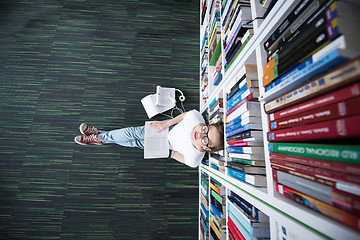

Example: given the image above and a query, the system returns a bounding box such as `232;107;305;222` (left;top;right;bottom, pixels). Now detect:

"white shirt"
168;110;205;168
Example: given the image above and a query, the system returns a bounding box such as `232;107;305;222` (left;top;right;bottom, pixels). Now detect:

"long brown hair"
208;122;224;152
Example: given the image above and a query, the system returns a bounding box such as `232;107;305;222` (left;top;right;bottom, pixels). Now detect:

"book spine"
265;58;360;114
263;0;316;51
261;37;349;102
269;152;360;175
267;115;360;142
270;160;360;195
268;142;360;163
227;216;246;240
269;96;360;130
275;183;360;231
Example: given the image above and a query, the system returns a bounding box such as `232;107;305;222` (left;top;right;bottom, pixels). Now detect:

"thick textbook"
269;96;360;130
268;142;360;164
270;152;360;175
264;57;360;114
267;115;360;142
275;183;360;231
260;35;354;102
268;81;360;121
273;169;360;213
271;159;360;196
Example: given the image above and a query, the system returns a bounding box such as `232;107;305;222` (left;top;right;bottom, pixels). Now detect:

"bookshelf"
199;0;360;239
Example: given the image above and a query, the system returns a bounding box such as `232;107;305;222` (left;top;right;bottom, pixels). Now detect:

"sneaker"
74;134;103;145
79;123;100;135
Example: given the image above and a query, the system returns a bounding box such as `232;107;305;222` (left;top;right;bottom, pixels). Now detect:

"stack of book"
260;0;360;103
209;152;225;173
200;171;210;240
209;95;224;124
225;64;266;187
208;0;222;86
210;178;226;240
222;0;253;71
201;28;209;104
227;191;270;239
260;0;360;230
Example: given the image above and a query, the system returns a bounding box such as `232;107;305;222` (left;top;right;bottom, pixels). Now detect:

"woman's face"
191;123;222;152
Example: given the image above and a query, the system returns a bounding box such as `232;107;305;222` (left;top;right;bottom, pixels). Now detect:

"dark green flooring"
0;1;200;239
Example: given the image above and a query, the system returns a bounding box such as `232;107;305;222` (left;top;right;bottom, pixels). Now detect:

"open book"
144;121;169;159
141;86;176;119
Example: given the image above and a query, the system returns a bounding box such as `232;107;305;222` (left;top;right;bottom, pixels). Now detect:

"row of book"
260;0;360;102
260;0;360;232
200;171;209;240
224;64;267;187
228;190;270;240
210;178;226;240
221;0;253;71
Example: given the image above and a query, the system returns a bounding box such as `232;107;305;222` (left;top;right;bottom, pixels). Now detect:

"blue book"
227;168;266;187
214;71;223;86
228;206;270;238
201;202;209;219
226;122;262;137
261;36;350;102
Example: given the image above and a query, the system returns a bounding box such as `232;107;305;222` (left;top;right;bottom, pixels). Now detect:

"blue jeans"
98;126;145;149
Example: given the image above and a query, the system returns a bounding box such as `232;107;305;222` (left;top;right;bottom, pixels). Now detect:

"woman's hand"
150;121;169;133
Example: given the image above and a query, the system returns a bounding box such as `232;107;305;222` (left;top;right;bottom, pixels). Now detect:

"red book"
270;158;360;186
272;168;360;216
275;183;360;231
268;82;360;121
267;115;360;142
269;96;360;130
226;92;257;117
227;216;245;240
269;152;360;175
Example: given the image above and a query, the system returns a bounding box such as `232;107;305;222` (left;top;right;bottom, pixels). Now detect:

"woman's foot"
74;134;103;145
79;123;101;135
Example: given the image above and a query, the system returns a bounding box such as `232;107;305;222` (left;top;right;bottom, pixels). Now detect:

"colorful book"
226;130;263;141
267;115;360;142
270;159;360;197
260;36;354;102
228;202;270;236
269;152;360;175
269;96;360;130
275;183;360;231
268;81;360;121
268;142;360;164
273;169;360;209
265;57;360;114
226;84;260;112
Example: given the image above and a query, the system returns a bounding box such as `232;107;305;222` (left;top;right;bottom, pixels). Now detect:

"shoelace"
83;134;98;143
85;126;98;135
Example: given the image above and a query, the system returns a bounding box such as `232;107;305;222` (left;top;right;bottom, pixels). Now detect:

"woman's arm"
169;150;185;165
149;112;187;132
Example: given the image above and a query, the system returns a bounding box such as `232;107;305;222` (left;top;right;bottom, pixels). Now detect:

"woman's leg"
98;126;145;149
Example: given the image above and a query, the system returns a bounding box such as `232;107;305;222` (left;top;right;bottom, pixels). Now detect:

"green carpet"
0;0;200;239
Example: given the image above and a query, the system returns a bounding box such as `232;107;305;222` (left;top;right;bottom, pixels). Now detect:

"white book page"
144;121;169;159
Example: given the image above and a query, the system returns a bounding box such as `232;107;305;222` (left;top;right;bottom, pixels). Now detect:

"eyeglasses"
201;125;210;148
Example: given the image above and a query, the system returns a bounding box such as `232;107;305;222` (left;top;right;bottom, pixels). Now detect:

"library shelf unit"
199;0;360;240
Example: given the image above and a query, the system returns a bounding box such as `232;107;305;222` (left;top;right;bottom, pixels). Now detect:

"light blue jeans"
98;126;145;149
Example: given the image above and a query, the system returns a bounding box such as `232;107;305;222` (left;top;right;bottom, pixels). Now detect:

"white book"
144;121;169;159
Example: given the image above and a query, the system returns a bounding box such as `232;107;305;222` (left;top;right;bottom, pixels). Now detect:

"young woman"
74;110;224;168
